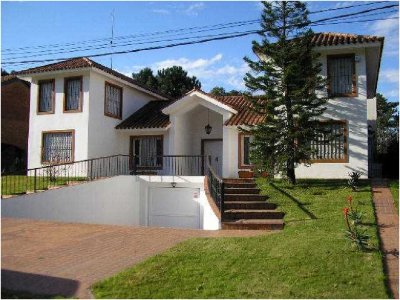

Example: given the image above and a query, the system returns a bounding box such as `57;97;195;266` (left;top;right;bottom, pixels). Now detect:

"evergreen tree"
243;1;327;184
375;93;398;154
157;66;201;99
210;86;226;96
132;67;158;91
132;66;201;99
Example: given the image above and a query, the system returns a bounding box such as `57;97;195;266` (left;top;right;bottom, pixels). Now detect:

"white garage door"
148;187;201;229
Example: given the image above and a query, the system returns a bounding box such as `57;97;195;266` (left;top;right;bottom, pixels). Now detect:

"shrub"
348;171;362;191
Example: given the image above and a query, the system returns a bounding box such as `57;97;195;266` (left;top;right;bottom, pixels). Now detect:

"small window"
42;131;74;163
64;77;82;112
239;133;254;169
38;79;55;113
310;121;347;162
130;136;163;168
327;54;356;97
104;82;122;119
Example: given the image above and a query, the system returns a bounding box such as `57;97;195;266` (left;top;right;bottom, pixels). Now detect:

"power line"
3;4;398;66
1;1;392;55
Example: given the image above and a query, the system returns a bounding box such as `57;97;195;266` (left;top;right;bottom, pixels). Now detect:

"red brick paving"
371;179;399;299
1;218;268;298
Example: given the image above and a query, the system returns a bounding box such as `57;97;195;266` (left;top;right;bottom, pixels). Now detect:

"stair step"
224;201;277;210
222;219;284;230
224;188;260;194
224;209;285;220
224;194;269;201
224;182;257;189
223;178;255;184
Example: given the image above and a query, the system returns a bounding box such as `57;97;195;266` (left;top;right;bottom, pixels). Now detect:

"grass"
92;179;388;299
1;175;86;196
388;179;399;211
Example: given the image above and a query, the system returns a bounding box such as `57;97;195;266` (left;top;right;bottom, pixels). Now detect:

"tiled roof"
16;57;169;100
116;92;263;129
116;100;172;130
212;95;264;126
311;32;384;47
1;74;30;86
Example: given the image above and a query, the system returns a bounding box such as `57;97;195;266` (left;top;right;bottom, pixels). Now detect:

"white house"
18;32;384;179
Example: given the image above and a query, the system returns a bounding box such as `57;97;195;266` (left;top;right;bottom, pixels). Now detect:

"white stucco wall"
27;71;91;169
226;46;371;179
2;176;140;226
2;175;220;230
87;70;158;158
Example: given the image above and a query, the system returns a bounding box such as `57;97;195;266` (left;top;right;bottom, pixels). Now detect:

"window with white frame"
38;80;55;113
64;77;82;112
130;136;163;168
104;82;122;119
42;131;74;163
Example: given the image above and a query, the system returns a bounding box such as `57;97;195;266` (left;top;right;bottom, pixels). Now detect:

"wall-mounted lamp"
354;55;361;63
205;109;212;135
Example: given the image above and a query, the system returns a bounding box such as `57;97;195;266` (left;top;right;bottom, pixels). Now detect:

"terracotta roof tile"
212;95;264;126
116;100;172;130
16;57;170;100
311;32;383;47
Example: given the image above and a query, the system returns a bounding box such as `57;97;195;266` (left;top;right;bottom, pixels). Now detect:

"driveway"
1;218;266;298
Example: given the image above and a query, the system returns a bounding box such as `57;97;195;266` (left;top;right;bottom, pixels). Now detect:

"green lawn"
388;180;399;211
92;179;388;299
1;175;86;196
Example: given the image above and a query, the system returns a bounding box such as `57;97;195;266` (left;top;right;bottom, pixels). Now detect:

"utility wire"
1;1;392;55
3;4;398;66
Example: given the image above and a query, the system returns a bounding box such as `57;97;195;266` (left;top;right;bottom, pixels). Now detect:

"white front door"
203;140;223;176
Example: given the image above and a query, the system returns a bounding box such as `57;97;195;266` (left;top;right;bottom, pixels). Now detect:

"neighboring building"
1;75;30;171
17;32;383;179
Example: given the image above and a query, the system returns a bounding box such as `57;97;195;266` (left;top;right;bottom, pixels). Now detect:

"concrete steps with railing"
221;178;284;230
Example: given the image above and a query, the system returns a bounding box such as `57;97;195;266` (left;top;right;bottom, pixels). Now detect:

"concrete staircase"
222;178;284;230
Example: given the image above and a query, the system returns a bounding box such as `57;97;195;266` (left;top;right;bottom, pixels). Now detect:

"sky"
1;1;399;102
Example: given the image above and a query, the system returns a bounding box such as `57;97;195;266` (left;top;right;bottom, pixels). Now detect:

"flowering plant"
343;196;369;251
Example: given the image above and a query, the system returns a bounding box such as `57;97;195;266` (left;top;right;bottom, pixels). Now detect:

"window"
310;121;347;162
104;82;123;119
38;79;55;114
130;136;163;168
327;54;356;97
42;131;74;163
238;133;254;169
64;77;82;112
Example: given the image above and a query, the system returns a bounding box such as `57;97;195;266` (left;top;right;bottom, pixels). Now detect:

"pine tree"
243;1;327;184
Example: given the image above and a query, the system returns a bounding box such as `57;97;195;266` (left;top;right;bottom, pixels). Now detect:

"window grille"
42;131;74;163
310;121;347;161
328;55;355;96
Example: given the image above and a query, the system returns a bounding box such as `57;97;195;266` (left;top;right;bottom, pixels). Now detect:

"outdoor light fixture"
205;109;212;135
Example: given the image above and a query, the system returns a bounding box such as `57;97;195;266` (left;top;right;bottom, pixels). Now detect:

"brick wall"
1;78;30;152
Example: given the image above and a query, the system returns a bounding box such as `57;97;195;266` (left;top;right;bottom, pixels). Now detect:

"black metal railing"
133;155;206;176
206;156;225;219
1;154;207;197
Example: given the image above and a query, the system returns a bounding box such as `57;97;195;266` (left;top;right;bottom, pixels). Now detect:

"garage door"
148;187;201;229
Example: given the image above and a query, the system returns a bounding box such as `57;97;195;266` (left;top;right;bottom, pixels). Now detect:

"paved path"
1;218;268;299
371;179;399;299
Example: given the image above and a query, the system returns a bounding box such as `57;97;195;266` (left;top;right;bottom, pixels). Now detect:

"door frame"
201;138;223;175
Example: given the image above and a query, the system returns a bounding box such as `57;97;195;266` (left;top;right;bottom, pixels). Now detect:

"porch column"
222;126;239;178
